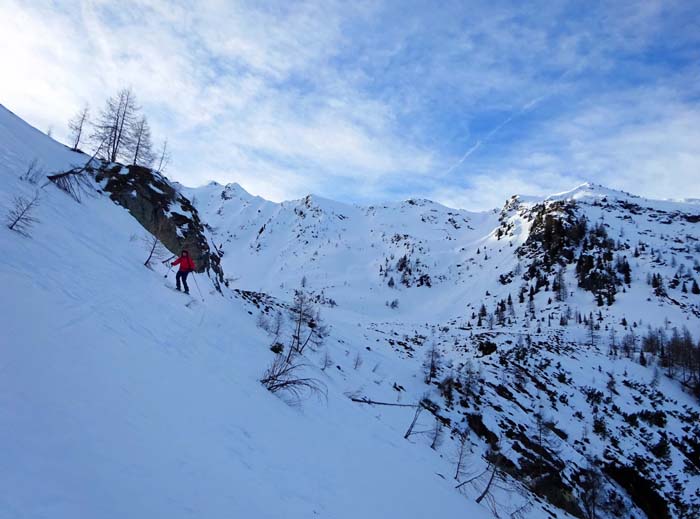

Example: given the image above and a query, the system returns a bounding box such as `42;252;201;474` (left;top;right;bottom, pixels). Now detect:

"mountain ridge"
185;177;700;216
2;103;700;519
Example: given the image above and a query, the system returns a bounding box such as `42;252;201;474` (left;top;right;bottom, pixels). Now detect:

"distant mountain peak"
545;182;637;202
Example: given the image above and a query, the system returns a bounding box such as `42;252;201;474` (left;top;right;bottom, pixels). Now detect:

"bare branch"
351;397;419;408
155;138;171;174
260;354;326;404
20;158;45;185
46;168;95;202
453;429;471;480
68;104;90;151
91;88;140;163
5;191;40;236
46;135;107;202
404;406;424;439
130;115;154;167
143;229;169;268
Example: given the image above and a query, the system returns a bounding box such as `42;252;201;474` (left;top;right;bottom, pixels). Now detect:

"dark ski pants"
176;271;190;292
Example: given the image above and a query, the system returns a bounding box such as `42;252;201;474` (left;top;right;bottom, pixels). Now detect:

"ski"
164;284;197;306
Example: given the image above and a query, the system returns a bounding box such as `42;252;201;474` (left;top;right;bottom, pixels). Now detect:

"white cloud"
0;0;698;209
0;0;431;198
429;169;585;212
440;85;700;209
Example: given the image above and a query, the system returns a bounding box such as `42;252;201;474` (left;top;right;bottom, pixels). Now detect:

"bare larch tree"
92;88;139;163
130;116;154;167
423;340;442;384
453;428;471;480
288;288;328;358
142;226;168;268
260;281;328;403
5;191;40;236
155;138;171;174
68;104;90;151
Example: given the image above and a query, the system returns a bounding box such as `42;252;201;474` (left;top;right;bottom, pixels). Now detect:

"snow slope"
2;101;700;519
0;104;488;518
187;178;700;333
183;159;700;518
184;181;502;322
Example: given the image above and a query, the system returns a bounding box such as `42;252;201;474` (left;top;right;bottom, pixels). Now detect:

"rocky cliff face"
93;163;224;286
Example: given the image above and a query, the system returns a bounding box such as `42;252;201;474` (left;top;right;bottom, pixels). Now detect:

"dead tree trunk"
454;430;469;480
350;397;418;408
144;237;157;266
476;457;500;504
404;405;424;439
430;418;442;450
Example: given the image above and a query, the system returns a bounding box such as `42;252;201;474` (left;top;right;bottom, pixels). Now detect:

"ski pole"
164;264;173;278
192;272;205;301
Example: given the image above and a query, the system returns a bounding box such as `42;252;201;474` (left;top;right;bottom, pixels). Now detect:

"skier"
172;250;196;294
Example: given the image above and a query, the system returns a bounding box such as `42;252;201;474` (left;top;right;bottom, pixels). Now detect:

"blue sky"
1;0;699;209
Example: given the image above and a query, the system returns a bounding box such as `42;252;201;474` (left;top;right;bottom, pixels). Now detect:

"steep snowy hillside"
3;101;700;519
185;181;501;320
0;104;492;519
188;178;700;334
186;173;700;517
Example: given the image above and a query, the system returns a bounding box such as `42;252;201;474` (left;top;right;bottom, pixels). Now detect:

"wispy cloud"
443;94;548;176
1;0;698;209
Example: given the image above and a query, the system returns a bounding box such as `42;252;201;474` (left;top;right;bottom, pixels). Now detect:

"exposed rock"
93;163;224;286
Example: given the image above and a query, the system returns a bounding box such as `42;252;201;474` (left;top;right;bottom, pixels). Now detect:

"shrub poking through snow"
260;281;328;403
5;191;40;237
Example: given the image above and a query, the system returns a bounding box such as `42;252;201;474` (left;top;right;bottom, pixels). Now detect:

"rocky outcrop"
93;163;224;286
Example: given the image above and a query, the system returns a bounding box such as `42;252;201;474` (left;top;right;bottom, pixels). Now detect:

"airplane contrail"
443;94;548;175
444;140;483;175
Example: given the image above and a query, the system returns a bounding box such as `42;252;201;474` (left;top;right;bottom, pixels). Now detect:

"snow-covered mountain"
2;102;699;519
187;177;700;331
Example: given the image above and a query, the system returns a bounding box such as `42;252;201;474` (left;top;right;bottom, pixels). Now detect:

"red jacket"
173;255;195;272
